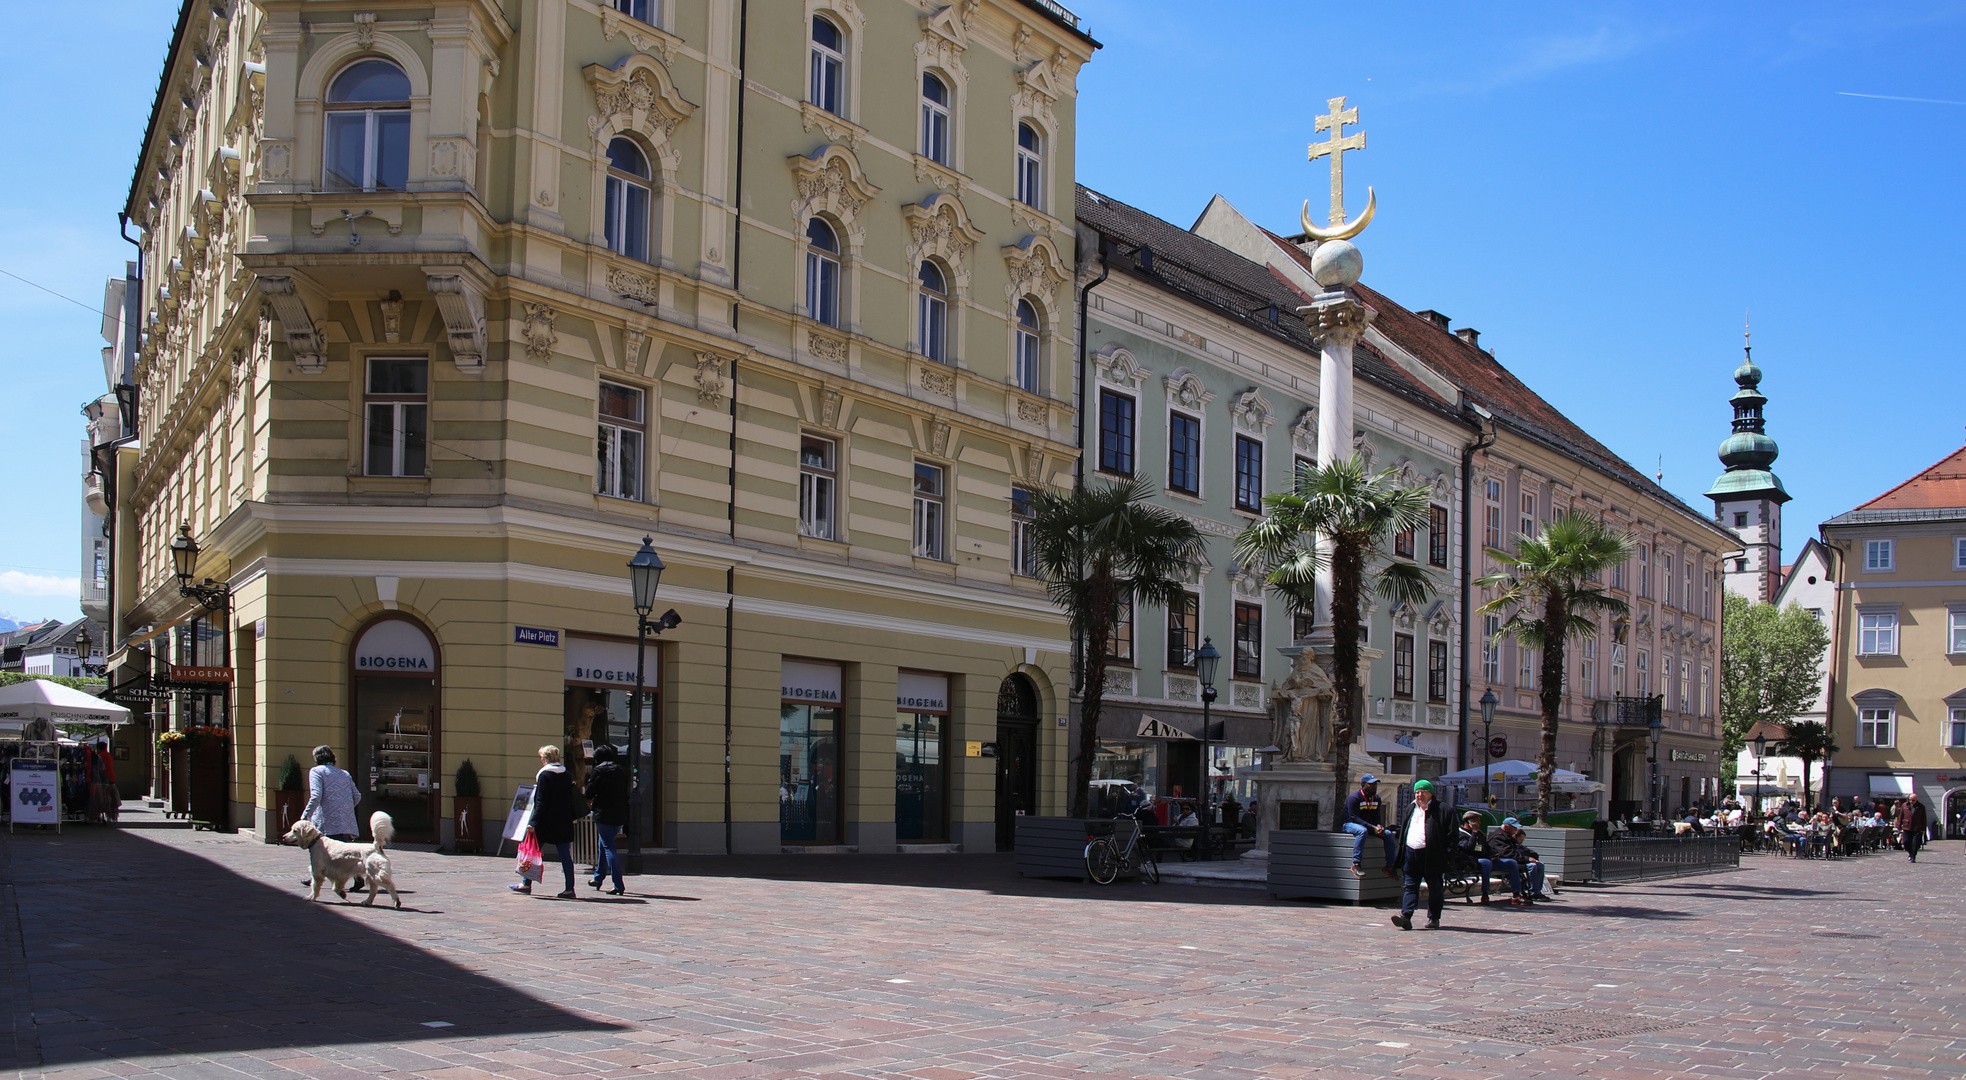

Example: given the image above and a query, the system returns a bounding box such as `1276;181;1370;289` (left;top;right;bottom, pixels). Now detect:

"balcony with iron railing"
1016;0;1082;30
1592;695;1663;728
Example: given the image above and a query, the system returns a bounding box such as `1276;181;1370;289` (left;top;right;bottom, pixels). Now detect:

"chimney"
1455;327;1481;350
1415;310;1451;331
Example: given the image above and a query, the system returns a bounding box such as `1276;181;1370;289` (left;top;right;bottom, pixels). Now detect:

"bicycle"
1084;813;1159;885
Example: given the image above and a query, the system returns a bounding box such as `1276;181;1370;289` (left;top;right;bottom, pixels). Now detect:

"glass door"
780;702;841;844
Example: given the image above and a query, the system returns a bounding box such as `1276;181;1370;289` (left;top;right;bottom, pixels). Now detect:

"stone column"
1294;238;1376;649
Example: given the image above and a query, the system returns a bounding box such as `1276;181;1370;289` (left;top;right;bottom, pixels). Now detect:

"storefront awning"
1868;774;1915;796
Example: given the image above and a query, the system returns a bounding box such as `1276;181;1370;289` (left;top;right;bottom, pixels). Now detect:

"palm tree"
1029;475;1206;818
1475;513;1634;825
1234;454;1436;819
1778;720;1838;812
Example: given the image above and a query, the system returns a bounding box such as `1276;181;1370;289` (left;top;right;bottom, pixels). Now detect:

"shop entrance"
781;660;843;845
562;634;660;846
993;675;1039;851
1947;789;1966;840
347;615;440;843
896;671;951;843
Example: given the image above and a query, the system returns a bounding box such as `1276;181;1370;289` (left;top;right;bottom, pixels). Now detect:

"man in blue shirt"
1343;774;1397;878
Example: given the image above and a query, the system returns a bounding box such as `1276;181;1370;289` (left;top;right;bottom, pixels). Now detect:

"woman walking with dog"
300;745;365;892
512;745;580;898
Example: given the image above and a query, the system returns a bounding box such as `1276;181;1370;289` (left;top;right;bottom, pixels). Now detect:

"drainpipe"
1072;233;1110;490
720;0;749;856
1457;403;1497;771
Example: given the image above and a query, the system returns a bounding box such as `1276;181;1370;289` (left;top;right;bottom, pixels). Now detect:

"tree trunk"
1536;590;1567;827
1329;537;1363;830
1069;577;1115;819
1799;754;1814;814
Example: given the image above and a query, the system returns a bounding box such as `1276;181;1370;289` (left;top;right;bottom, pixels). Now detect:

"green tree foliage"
1234;454;1436;821
279;755;305;792
1029;475;1206;818
455;758;482;798
0;673;102;691
1719;592;1830;787
1476;514;1634;826
1778;720;1838;811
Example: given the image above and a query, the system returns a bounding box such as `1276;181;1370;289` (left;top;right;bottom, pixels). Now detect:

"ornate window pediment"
789;144;881;234
1230;560;1266;599
1092;344;1148;391
1291;409;1317;455
1001;233;1069;309
903;193;985;288
1164;367;1213;410
585;55;696;157
1231;388;1274;434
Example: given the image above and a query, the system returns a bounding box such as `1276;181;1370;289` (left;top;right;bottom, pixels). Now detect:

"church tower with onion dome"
1705;334;1791;603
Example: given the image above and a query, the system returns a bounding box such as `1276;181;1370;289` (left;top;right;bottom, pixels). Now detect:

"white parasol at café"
0;680;134;730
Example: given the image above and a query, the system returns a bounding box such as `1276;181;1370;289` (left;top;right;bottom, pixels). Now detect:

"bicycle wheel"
1139;849;1160;884
1085;838;1121;885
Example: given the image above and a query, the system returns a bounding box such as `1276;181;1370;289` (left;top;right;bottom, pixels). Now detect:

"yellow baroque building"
110;0;1098;853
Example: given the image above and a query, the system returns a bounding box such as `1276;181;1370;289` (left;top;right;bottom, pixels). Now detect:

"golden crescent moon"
1299;187;1376;242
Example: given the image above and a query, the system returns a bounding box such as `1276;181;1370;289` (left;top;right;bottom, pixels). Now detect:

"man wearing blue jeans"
1343;775;1397;878
1490;818;1547;904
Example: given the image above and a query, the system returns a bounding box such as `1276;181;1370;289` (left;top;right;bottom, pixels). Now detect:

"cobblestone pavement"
5;814;1963;1080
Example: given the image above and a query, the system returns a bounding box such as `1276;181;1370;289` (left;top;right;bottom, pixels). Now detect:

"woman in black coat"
512;744;580;898
583;743;630;894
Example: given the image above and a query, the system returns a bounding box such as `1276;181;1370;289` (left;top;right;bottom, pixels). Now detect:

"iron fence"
1592;833;1741;882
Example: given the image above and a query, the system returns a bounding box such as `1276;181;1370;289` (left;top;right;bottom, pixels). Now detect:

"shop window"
596;381;645;500
799;435;837;540
349;617;439;843
563;634;658;845
1233;602;1261;680
809;16;844;116
780;660;843;844
1168;411;1200;495
324;59;410;192
1393;633;1414;699
364;357;427;477
920;73;950;164
1234;435;1263;513
912;461;945;560
1014;299;1041;393
1166;591;1199;670
603;137;652;262
895;672;949;843
1428;505;1448;567
805;217;841;328
1098;389;1135;476
1429;639;1448;702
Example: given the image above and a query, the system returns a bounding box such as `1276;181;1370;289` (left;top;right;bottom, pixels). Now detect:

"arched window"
810;16;844;117
1014;299;1041;392
1015;122;1043;210
325;59;412;191
805;217;841;328
917;261;948;363
603;137;652;262
920;73;949;164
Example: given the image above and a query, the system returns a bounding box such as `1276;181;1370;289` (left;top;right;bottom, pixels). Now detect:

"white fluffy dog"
282;811;402;908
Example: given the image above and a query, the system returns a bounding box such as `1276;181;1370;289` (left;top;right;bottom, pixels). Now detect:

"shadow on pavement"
0;825;620;1071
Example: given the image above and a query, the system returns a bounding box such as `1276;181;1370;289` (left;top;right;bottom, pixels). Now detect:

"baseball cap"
1359;774;1378;785
1503;816;1521;827
1413;780;1434;791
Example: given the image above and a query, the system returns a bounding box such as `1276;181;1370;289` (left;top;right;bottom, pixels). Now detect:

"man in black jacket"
1490;818;1547;903
1390;780;1455;930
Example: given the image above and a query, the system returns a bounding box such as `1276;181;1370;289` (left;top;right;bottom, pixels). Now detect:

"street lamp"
170;523;198;588
74;625;92;679
1751;732;1768;817
1194;637;1220;861
625;536;681;870
1648;713;1665;820
167;525;233;831
1479;688;1498;807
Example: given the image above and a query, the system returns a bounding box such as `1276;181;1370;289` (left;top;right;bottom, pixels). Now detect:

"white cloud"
0;570;80;597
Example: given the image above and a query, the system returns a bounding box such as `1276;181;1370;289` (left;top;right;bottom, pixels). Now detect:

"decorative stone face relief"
1091;344;1148;391
1231;388;1274;434
1163;368;1214;411
695;353;727;404
522;303;558;360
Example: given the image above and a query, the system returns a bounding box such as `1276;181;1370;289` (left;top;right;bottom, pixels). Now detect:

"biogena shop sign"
563;636;657;688
354;621;436;673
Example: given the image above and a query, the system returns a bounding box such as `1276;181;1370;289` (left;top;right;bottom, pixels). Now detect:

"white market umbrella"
0;680;134;729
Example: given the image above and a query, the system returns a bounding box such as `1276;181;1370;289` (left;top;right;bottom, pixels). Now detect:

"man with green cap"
1390;779;1454;931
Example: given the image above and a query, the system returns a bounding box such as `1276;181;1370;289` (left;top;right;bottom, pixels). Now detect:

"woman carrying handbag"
511;745;581;897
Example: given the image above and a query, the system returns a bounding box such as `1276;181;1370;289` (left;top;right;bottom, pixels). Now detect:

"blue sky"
2;1;1963;625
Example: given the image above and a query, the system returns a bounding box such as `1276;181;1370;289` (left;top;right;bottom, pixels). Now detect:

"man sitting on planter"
1490;817;1548;905
1343;774;1397;879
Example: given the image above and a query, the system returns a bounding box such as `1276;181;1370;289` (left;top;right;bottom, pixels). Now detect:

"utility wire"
3;264;498;476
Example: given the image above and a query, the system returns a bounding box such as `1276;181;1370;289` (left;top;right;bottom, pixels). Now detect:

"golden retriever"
281;812;401;908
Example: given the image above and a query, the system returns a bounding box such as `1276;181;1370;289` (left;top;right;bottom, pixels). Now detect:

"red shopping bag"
516;828;545;883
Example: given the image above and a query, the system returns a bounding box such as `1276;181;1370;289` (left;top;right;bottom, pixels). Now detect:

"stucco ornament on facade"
426;273;487;372
599;6;682;65
1092;344;1148;391
1163;368;1214;410
1001;234;1069;309
918;366;956;397
522;304;558;360
790;146;881;234
818;388;843;429
903;194;986;287
695;353;727;404
1290;408;1318;456
607;266;659;306
254;275;324;373
1231;388;1275;434
585;55;697;153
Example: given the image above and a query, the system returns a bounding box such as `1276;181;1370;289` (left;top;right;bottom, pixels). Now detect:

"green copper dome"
1718;430;1778;469
1706;344;1789;505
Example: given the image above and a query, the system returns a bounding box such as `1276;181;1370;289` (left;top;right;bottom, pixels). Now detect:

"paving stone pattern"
4;814;1963;1080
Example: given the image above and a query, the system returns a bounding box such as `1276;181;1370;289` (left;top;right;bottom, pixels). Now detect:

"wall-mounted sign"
514;626;560;647
1670;749;1708;763
1137;715;1196;740
1487;736;1507;759
965;741;983;757
254;619;266;640
354;620;436;673
897;671;949;714
170;665;234;684
782;660;842;704
564;636;653;688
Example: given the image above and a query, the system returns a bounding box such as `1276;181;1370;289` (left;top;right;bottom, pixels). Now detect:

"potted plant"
272;755;306;838
453;759;483;852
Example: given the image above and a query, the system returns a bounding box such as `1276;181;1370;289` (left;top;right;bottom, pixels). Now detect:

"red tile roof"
1858;445;1966;511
